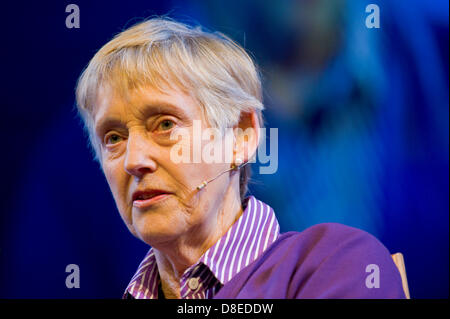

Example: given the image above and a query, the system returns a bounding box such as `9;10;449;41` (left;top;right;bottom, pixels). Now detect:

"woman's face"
92;85;235;248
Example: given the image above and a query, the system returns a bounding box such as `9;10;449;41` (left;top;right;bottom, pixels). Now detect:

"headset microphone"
196;158;247;190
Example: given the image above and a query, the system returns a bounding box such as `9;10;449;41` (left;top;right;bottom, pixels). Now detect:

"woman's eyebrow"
94;117;124;137
94;101;192;136
142;101;191;120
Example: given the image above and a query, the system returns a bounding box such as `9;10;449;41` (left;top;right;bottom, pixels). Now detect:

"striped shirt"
123;196;280;299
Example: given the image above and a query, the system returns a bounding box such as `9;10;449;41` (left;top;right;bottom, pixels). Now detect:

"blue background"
0;0;448;298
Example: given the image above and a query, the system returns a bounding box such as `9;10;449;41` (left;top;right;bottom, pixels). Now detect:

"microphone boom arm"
196;161;249;190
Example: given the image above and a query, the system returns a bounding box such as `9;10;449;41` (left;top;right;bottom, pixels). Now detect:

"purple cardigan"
214;223;406;299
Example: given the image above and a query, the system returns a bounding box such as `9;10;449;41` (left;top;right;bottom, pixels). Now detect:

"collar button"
188;277;199;291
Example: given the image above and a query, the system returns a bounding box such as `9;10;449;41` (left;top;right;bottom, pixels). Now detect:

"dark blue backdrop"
0;0;448;298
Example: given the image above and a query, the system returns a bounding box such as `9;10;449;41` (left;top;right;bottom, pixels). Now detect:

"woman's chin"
133;214;185;246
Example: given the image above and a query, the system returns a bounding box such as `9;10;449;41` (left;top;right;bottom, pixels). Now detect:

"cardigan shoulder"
214;223;406;299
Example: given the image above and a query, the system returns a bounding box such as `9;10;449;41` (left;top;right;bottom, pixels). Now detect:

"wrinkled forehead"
92;80;179;116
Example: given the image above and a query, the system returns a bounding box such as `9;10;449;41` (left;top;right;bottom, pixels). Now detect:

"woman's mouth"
132;190;171;208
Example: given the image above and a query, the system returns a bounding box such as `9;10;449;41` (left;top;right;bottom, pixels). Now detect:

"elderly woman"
76;18;406;299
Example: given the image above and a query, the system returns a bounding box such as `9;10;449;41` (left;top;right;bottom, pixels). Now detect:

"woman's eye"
106;134;123;145
157;119;175;131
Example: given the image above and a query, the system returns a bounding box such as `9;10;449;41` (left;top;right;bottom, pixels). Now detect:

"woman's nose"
124;133;158;178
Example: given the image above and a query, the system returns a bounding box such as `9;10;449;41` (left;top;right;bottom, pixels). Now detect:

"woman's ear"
233;110;260;165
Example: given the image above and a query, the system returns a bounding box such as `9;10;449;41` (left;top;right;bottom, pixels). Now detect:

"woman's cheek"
103;160;129;212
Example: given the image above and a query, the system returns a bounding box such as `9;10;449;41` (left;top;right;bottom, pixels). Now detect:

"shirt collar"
123;196;280;299
199;196;280;284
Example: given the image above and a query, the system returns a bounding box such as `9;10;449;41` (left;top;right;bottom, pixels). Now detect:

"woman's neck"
153;182;243;298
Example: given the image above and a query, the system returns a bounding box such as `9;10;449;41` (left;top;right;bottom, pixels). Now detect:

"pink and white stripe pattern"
123;196;280;299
